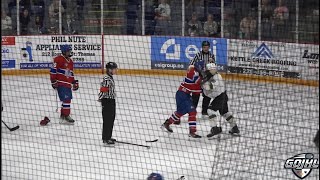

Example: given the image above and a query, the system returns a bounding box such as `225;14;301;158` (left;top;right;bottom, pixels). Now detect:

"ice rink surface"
1;74;319;180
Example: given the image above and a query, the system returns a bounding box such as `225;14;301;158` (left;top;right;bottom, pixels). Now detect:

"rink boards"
1;35;319;86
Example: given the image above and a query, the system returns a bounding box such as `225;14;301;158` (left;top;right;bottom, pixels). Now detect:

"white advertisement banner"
104;35;151;70
2;35;102;69
227;39;319;80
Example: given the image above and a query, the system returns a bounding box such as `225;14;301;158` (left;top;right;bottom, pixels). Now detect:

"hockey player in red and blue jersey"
161;61;205;138
50;44;79;124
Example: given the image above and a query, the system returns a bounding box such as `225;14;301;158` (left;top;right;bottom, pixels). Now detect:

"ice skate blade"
103;143;115;147
229;132;241;137
59;121;75;125
207;134;221;140
188;135;202;140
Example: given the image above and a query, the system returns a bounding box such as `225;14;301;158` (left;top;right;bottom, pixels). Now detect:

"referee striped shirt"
98;74;116;100
189;51;216;66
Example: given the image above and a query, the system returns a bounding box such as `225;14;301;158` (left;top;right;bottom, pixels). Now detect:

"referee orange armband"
100;87;109;92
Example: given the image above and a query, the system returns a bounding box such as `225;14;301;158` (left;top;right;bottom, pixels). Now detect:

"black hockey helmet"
202;41;210;47
106;62;118;69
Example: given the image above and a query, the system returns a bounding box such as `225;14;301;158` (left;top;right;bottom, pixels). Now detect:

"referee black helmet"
202;41;210;47
106;62;118;69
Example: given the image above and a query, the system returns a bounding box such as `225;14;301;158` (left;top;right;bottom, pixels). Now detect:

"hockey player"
98;62;118;146
200;62;240;139
50;44;79;124
161;61;204;138
189;41;215;118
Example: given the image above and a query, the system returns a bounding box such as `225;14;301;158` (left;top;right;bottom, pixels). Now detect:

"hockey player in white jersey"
200;62;240;139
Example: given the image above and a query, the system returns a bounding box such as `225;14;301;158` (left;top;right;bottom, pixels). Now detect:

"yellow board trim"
2;69;318;87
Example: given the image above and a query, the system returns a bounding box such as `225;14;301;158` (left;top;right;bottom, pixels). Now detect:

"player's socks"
161;119;173;133
207;126;222;139
229;125;240;136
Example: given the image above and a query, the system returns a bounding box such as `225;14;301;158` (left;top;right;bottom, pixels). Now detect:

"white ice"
1;74;319;180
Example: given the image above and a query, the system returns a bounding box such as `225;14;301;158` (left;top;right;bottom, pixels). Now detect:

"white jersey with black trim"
202;73;225;99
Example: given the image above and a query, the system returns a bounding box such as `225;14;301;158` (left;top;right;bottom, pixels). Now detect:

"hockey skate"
103;139;115;147
161;119;173;133
59;115;75;125
207;126;222;139
189;132;202;138
189;128;202;139
229;125;240;136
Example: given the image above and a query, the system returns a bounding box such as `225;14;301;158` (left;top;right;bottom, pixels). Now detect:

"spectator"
185;0;204;22
145;0;157;35
76;0;84;22
187;12;202;36
63;14;77;34
91;0;100;19
126;0;139;35
49;0;65;34
20;8;30;35
154;0;171;35
30;15;47;34
261;0;273;40
240;11;257;39
272;0;289;41
223;9;237;38
2;10;12;35
19;0;31;13
32;0;45;17
203;14;218;37
49;0;65;18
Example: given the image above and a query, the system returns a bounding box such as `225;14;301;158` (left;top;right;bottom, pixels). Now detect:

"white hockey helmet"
206;63;217;74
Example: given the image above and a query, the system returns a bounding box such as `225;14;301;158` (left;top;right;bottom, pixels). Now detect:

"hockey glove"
51;80;58;89
72;80;79;91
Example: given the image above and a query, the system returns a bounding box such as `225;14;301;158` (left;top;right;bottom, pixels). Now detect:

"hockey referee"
98;62;118;147
189;41;215;117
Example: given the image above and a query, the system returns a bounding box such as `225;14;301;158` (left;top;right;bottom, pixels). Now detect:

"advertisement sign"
2;36;15;45
301;48;319;80
17;35;102;69
2;36;16;69
227;40;303;79
2;60;15;68
151;37;227;70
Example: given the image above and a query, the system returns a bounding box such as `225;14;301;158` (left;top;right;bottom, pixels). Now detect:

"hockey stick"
115;140;151;149
55;90;60;112
145;139;158;143
2;120;19;131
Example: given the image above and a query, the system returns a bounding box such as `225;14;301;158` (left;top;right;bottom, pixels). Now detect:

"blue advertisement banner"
20;62;101;69
2;60;16;68
20;63;52;69
151;36;227;71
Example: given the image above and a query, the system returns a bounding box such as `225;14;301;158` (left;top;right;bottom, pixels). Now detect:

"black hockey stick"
2;120;19;131
115;140;151;149
145;139;158;143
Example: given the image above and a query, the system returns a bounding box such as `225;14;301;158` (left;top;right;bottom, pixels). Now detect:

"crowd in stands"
1;0;318;43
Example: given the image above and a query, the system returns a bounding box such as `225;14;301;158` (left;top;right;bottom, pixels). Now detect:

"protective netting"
1;0;319;180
